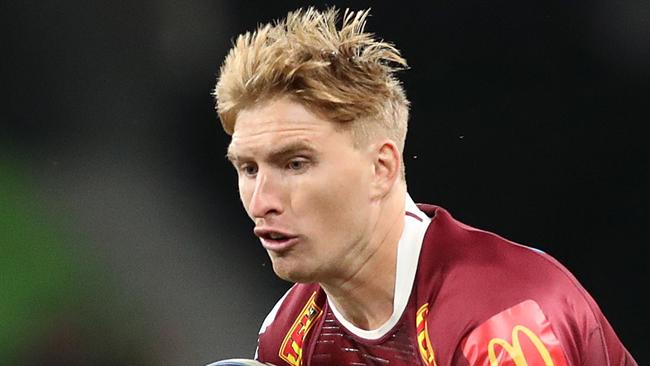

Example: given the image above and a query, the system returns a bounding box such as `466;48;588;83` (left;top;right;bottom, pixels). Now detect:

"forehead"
227;97;349;158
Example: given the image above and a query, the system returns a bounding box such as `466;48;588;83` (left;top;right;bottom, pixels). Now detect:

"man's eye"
241;164;258;176
287;159;308;171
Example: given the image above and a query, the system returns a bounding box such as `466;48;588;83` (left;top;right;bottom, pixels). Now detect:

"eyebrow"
226;140;317;164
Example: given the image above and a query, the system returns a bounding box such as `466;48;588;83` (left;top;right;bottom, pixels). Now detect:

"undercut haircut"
214;7;410;157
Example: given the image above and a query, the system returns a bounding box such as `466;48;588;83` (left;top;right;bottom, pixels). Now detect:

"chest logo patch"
279;291;323;366
461;299;568;366
416;303;438;366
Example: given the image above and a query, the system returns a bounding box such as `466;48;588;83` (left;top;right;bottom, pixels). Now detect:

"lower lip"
261;237;300;252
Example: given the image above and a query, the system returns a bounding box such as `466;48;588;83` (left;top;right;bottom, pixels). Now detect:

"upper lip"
253;227;298;240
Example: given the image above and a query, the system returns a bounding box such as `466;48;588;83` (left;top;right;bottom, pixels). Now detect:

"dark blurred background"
1;1;648;365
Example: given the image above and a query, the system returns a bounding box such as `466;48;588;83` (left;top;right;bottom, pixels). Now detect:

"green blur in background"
0;157;156;366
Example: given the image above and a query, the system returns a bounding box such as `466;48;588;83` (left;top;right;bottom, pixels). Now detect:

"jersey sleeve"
456;297;637;366
578;306;638;366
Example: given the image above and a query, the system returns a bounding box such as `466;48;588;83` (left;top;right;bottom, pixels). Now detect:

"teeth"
269;233;285;240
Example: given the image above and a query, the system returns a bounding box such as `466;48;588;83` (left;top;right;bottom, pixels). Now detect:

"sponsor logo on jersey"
461;299;568;366
487;325;556;366
278;292;323;366
416;303;438;366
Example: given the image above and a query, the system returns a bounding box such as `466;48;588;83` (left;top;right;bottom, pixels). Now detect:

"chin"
271;260;317;284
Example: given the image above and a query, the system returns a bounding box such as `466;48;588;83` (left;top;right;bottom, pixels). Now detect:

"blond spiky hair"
214;7;410;153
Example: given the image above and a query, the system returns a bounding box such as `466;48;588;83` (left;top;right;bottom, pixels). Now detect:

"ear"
370;139;402;199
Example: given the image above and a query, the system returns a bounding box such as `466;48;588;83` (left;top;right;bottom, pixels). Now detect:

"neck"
321;185;406;330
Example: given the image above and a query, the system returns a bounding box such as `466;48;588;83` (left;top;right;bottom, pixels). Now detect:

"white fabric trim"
254;287;292;358
326;193;431;340
258;287;292;335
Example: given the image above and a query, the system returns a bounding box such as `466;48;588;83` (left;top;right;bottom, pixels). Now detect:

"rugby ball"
207;359;272;366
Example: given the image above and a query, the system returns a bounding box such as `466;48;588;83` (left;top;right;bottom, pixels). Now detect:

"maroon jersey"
255;197;636;365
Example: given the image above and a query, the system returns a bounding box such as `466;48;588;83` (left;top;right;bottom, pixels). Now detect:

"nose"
247;170;283;219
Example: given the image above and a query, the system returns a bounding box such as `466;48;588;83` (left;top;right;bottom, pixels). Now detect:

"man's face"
227;96;377;283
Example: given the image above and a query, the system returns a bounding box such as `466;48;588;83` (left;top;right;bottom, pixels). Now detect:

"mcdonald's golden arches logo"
460;300;568;366
487;325;555;366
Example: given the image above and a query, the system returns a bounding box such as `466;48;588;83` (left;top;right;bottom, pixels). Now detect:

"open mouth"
254;228;299;251
262;232;292;242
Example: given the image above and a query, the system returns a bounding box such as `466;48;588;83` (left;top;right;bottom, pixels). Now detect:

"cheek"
297;161;369;235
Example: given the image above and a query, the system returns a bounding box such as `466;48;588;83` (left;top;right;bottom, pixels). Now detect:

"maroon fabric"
256;205;637;366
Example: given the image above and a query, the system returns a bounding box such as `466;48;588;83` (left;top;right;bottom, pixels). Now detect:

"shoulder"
415;205;634;365
418;204;589;298
418;205;599;313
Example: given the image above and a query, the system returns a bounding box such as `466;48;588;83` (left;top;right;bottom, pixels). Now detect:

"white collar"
326;193;431;340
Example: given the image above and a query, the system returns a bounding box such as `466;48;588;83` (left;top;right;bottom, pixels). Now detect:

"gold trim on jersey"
278;291;323;366
416;303;438;366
